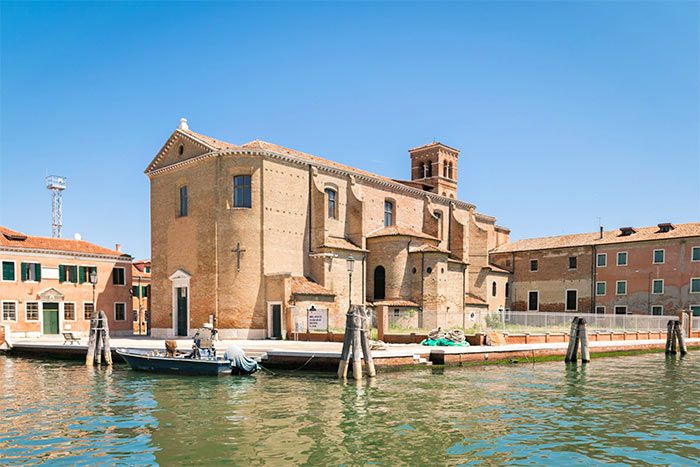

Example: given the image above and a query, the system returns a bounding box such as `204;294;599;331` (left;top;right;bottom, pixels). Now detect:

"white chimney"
178;118;189;131
116;243;121;252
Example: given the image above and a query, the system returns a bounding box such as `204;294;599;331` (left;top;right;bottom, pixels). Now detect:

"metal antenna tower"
46;175;67;237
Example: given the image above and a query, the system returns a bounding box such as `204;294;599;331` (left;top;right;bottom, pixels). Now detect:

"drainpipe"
592;245;596;313
308;165;313;254
421;252;425;311
448;202;453;251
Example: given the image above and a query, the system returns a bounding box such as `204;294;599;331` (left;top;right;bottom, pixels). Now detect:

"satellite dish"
74;233;82;240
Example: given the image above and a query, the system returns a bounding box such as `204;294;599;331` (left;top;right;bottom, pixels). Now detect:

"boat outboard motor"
224;344;258;375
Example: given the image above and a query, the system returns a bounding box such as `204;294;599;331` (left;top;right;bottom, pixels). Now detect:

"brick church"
146;119;510;339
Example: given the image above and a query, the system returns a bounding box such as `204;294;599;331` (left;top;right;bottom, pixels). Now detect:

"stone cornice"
144;129;216;174
146;147;477;210
0;246;132;262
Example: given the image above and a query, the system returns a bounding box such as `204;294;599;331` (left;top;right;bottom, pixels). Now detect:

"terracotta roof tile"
320;236;367;252
290;276;335;296
409;243;450;254
0;226;130;258
465;293;488;305
367;225;438;241
488;264;511;274
491;223;700;254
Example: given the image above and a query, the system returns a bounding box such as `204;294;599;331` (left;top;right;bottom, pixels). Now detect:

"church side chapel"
146;119;509;339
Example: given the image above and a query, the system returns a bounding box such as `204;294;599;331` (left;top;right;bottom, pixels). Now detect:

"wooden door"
177;287;188;336
42;302;59;335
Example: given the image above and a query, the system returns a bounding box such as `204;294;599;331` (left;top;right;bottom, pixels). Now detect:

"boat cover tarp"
420;338;470;346
224;344;259;374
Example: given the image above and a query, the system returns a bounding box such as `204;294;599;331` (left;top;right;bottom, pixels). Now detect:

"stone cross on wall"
232;242;246;272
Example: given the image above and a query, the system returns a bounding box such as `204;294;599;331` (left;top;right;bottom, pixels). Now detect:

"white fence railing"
384;309;681;334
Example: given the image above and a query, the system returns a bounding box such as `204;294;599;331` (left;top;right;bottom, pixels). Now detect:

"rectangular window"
568;257;577;269
616;280;627;295
565;290;577;311
596;281;606;296
145;266;151;273
692;247;700;262
595;306;605;314
597;253;607;267
2;302;16;321
1;261;15;281
617;252;628;266
84;302;94;321
530;259;538;272
81;266;97;284
64;303;75;321
614;306;627;315
25;302;39;321
179;186;188;217
691;305;700;317
384;201;393;227
651;305;663;316
528;291;538;311
59;265;78;283
233;175;252;208
112;267;125;285
691;278;700;293
653;249;665;264
143;285;149;298
325;188;336;219
652;279;664;294
133;309;139;322
115;303;126;321
21;262;41;282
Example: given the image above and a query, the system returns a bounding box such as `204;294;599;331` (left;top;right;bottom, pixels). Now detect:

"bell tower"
409;142;459;199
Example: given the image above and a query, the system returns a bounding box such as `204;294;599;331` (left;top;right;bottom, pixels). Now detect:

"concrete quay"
4;335;699;372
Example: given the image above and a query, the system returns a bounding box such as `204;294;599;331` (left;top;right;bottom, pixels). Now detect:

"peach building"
0;226;133;337
490;223;700;316
131;260;151;335
146;119;509;339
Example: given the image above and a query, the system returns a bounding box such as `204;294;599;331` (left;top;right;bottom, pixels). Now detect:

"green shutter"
36;264;41;282
2;262;14;281
79;266;85;284
20;263;27;281
59;264;65;283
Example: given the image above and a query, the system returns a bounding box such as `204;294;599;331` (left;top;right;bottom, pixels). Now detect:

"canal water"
1;352;698;466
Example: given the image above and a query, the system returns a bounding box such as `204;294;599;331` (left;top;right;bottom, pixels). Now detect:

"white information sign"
308;309;328;331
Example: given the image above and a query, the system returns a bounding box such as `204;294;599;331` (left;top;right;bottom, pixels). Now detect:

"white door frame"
169;270;191;337
267;301;284;338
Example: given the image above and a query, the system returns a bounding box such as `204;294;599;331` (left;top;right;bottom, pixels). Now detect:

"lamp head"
347;255;355;273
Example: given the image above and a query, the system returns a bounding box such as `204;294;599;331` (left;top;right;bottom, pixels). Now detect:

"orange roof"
132;260;151;276
367;225;438;241
409;244;450;254
488;264;511;274
465;293;488;305
290;276;335;296
491;223;700;254
0;226;130;258
320;236;367;252
408;141;460;154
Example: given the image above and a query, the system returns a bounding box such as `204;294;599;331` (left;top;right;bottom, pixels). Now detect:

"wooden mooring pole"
338;305;376;380
672;320;687;355
565;317;590;363
86;310;112;366
664;320;674;354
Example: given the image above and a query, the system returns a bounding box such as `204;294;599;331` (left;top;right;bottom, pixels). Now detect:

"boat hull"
117;349;233;376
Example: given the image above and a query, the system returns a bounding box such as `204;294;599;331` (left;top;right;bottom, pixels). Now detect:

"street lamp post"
89;269;98;320
347;256;355;306
137;275;143;335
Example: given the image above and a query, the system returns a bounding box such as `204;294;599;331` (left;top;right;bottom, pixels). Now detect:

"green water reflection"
1;353;698;465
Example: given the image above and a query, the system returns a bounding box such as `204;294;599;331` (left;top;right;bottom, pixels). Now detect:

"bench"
62;331;81;345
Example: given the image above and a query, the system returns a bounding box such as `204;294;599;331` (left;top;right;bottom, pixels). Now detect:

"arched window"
422;163;428;178
492;281;497;297
384;200;394;227
443;163;448;177
426;162;432;178
233;175;252;208
374;266;386;300
505;282;510;298
324;188;336;219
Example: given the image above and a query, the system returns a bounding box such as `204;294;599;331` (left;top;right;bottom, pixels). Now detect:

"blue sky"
1;1;698;260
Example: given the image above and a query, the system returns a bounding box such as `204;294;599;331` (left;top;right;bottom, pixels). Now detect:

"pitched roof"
290;276;335;296
491;222;700;254
465;293;488;306
367;225;439;241
488;264;511;274
0;226;130;258
320;236;367;252
409;243;450;254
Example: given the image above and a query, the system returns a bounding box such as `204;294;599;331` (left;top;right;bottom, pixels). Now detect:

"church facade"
146;119;510;338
